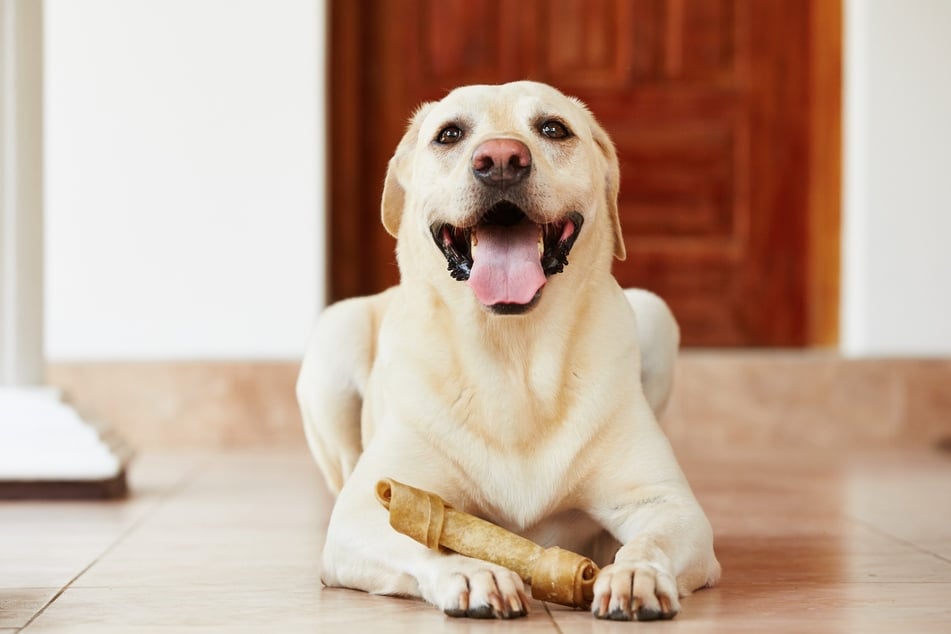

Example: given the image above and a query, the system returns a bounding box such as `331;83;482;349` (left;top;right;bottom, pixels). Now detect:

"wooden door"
329;0;841;346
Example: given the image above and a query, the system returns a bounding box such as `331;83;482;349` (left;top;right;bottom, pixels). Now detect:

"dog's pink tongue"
468;222;546;306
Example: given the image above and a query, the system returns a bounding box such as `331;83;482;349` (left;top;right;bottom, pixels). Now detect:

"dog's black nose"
471;138;532;186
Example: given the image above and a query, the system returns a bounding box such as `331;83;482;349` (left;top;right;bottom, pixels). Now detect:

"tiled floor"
2;445;949;633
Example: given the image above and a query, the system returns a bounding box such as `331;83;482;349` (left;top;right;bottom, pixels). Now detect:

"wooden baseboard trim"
46;361;304;450
46;354;951;451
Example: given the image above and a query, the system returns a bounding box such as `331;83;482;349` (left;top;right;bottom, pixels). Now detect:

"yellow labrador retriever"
298;81;720;620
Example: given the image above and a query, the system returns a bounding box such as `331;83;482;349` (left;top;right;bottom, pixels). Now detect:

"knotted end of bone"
528;546;599;608
375;478;445;550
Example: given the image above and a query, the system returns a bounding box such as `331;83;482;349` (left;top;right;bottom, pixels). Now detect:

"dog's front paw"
422;560;529;619
591;562;680;621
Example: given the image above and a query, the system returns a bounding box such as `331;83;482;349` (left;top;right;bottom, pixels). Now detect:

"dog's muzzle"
430;201;583;313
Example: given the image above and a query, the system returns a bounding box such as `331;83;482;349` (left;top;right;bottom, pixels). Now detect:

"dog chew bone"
375;478;598;609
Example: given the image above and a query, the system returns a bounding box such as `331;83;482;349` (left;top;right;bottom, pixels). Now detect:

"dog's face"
383;81;625;314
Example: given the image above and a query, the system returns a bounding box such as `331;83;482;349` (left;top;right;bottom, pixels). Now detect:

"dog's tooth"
470;230;478;257
537;226;545;256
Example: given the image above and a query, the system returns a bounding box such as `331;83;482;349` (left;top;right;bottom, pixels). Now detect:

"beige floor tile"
71;530;323;589
23;585;323;633
715;531;951;585
9;447;951;632
0;452;203;590
24;585;559;633
0;499;149;589
550;583;951;633
918;538;951;560
843;451;951;545
72;450;328;590
140;451;330;527
0;588;58;628
314;587;556;632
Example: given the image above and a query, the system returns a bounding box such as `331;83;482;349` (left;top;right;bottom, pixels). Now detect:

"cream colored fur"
298;81;719;621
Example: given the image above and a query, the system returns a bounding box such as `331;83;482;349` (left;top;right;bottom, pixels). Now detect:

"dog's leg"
624;288;679;418
296;289;394;494
592;508;719;621
321;437;530;619
585;401;720;621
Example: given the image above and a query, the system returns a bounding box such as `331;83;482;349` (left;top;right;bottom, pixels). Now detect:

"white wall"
44;0;326;361
39;0;951;359
842;0;951;356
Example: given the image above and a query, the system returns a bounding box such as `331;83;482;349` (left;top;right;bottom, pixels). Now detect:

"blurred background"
3;0;950;452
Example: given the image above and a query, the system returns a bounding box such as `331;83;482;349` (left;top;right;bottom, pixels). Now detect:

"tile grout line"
847;515;951;566
16;457;210;633
541;602;566;634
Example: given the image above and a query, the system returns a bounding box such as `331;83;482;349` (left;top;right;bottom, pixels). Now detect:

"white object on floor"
0;388;122;480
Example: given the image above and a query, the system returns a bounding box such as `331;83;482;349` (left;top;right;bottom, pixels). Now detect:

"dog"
297;81;720;620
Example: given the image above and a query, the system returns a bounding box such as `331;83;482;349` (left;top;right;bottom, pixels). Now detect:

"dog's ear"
382;103;435;237
591;120;627;261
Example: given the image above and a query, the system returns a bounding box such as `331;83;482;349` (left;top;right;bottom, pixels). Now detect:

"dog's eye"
539;120;571;140
436;125;464;145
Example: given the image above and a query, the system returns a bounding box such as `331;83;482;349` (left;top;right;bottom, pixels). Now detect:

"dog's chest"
377;317;623;529
446;404;596;530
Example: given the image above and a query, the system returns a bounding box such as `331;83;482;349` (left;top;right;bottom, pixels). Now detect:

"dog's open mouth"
429;201;583;311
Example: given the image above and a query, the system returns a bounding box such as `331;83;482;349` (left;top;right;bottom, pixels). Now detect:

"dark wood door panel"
329;0;840;346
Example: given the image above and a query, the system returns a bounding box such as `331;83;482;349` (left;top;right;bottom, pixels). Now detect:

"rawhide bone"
375;478;599;609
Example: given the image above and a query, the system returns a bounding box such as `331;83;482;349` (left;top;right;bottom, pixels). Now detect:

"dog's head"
382;81;625;315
